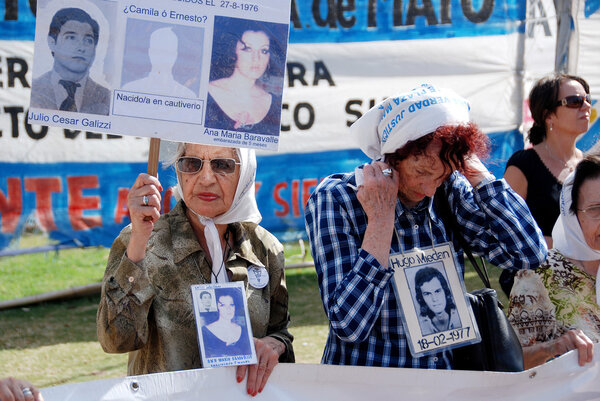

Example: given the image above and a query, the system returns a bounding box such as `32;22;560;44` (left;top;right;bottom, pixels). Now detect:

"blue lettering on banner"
0;0;524;42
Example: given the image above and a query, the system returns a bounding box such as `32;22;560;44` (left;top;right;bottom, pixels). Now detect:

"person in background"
0;377;43;401
97;144;294;397
500;74;591;295
304;83;547;369
508;154;600;369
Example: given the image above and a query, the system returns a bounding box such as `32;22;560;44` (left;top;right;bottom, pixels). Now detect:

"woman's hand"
236;337;285;397
463;154;493;188
0;377;44;401
356;162;399;268
549;329;594;366
523;329;595;369
126;173;163;262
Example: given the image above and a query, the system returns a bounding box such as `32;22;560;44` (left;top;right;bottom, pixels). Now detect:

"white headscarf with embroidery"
351;83;471;160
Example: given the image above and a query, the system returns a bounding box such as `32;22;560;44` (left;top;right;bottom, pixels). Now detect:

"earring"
549;123;553;132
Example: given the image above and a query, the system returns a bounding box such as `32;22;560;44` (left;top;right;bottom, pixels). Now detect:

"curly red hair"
384;123;490;175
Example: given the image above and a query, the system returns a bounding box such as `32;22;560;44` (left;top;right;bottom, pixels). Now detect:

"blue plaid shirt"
304;170;547;369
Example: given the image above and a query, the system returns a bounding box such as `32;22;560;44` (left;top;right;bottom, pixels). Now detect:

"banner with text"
1;0;599;251
41;349;600;401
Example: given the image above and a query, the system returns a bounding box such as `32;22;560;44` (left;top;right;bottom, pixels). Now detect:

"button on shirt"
304;171;547;369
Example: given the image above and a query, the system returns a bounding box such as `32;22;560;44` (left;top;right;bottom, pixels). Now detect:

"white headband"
352;84;471;160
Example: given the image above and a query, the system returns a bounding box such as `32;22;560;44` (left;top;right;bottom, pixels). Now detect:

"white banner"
42;347;600;400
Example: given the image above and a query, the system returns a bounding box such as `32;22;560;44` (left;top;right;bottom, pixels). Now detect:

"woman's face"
576;176;600;251
421;277;447;315
235;30;270;81
394;139;451;208
179;144;240;218
217;295;235;320
547;79;591;136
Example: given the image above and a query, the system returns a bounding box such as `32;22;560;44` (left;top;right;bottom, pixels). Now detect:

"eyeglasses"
555;94;592;109
176;157;240;175
578;205;600;220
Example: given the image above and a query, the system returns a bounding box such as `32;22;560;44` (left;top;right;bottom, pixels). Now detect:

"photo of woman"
414;267;462;336
205;16;287;136
201;287;252;358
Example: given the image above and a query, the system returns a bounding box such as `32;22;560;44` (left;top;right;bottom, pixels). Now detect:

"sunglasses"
176;156;240;175
578;205;600;220
555;94;592;109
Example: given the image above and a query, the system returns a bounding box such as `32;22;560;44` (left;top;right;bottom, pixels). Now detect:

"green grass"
0;236;508;388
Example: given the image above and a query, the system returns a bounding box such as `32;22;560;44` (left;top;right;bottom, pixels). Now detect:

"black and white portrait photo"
412;266;462;336
30;1;115;115
205;16;288;136
200;286;252;359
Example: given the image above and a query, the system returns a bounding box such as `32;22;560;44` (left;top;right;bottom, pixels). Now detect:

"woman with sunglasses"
508;154;600;369
97;144;294;397
500;74;592;296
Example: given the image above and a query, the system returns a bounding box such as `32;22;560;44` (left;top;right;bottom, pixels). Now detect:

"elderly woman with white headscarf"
97;144;293;397
304;83;547;369
508;153;600;369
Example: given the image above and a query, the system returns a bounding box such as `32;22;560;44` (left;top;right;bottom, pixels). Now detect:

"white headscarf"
351;83;471;160
552;171;600;303
176;146;261;283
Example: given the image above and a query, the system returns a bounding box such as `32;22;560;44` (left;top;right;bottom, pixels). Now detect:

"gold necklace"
544;142;575;172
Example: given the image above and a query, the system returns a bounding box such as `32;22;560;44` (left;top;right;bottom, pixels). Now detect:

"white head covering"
552;171;600;303
176;146;261;283
351;83;471;160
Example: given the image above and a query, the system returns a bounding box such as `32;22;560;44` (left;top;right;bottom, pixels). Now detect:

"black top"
204;92;282;136
202;324;252;359
505;148;561;236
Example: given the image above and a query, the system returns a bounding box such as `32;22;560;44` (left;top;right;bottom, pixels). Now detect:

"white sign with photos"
392;242;481;357
28;0;290;151
192;281;257;368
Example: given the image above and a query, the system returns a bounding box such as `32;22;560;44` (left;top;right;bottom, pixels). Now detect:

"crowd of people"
5;74;597;398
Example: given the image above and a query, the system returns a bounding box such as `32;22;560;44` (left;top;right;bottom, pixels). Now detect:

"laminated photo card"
192;281;257;368
392;242;481;357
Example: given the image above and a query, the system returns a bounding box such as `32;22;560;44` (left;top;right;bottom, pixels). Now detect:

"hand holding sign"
126;171;162;262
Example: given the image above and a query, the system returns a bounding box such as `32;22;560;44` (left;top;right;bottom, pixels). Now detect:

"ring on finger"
22;387;33;396
142;195;149;206
382;168;393;177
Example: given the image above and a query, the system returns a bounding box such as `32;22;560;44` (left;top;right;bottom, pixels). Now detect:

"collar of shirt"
168;201;264;269
51;70;88;111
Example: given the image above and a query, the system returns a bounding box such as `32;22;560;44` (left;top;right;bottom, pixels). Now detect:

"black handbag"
434;186;524;372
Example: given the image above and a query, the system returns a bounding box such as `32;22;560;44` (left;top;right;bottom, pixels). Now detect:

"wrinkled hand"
550;329;594;366
463;154;493;188
126;173;163;262
236;337;285;397
356;162;399;223
0;377;44;401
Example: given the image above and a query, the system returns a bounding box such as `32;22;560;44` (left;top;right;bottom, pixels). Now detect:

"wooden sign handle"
147;137;161;176
144;138;161;221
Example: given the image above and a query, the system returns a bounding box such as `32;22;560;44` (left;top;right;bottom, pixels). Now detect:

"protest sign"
27;0;290;151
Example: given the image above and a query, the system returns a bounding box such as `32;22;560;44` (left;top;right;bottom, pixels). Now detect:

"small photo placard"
191;281;257;368
391;242;481;357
